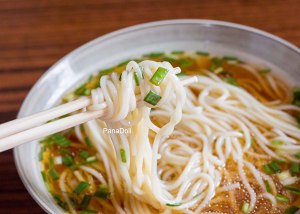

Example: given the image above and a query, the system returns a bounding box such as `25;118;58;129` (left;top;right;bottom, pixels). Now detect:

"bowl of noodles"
13;19;300;214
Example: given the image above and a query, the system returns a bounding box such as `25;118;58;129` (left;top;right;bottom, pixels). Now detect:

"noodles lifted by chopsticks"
41;53;300;214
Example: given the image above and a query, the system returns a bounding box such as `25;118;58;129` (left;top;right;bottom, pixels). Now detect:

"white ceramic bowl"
13;19;300;213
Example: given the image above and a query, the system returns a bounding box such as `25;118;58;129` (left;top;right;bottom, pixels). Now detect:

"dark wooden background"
0;0;300;213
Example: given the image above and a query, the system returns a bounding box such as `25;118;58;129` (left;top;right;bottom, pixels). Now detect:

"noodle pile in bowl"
40;52;300;214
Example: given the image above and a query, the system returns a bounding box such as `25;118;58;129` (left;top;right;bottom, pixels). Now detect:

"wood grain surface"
0;0;300;213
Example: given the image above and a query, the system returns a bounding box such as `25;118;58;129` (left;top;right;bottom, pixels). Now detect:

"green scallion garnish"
79;151;90;159
144;90;161;106
150;67;169;86
171;51;184;55
166;202;182;207
59;148;71;154
176;72;187;77
49;168;59;180
95;184;110;199
134;72;139;86
259;68;271;75
120;149;126;163
84;137;92;147
292;88;300;107
241;202;250;213
264;161;281;174
271;140;283;146
52;134;71;147
39;146;45;161
275;194;289;203
79;210;97;214
99;68;114;76
41;171;51;191
80;195;92;209
285;186;300;195
290;163;300;175
74;182;90;195
196;51;209;56
295;152;300;158
223;77;239;86
53;194;68;210
62;155;74;166
49;157;54;169
223;56;238;61
178;58;193;67
143;52;164;57
75;84;87;96
264;180;272;193
284;206;299;214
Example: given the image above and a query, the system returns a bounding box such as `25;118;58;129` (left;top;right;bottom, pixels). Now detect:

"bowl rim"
13;19;300;213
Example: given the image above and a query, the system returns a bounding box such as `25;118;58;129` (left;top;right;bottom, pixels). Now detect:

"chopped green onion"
53;194;68;210
59;148;71;154
62;155;74;166
134;72;139;86
41;171;47;182
79;210;97;214
49;157;54;169
223;56;238;61
284;206;299;214
263;164;273;174
52;134;71;147
196;51;209;56
211;57;222;67
79;151;90;159
86;156;97;163
84;137;92;147
264;180;272;193
241;202;250;213
223;77;239;86
150;67;169;86
285;186;300;195
271;140;283;146
74;182;90;195
295;152;300;158
120;149;126;163
41;171;51;191
178;58;193;67
69;164;78;170
163;56;176;62
143;52;164;57
144;90;161;106
49;168;59;180
39;146;45;161
75;84;87;96
171;51;184;55
83;89;91;96
99;68;114;76
95;184;110;199
293;88;300;107
275;194;289;203
270;161;281;173
259;68;271;75
176;72;186;77
166;202;182;207
290;163;300;175
80;195;92;209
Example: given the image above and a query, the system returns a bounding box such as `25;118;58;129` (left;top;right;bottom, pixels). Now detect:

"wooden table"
0;0;299;213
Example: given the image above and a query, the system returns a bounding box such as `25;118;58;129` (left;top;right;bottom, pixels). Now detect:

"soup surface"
40;51;300;214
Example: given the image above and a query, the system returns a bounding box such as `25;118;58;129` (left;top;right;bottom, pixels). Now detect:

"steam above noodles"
41;54;300;214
